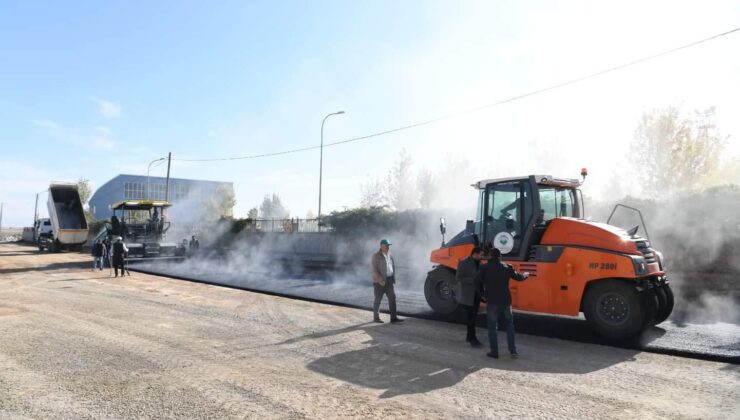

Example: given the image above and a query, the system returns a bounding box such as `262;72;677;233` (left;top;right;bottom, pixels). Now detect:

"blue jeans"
486;304;516;355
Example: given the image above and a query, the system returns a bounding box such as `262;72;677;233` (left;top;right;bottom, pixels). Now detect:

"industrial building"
88;174;234;221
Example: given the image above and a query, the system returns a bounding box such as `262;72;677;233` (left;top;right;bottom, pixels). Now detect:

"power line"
175;26;740;163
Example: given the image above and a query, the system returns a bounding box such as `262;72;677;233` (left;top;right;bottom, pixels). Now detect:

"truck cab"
34;218;53;250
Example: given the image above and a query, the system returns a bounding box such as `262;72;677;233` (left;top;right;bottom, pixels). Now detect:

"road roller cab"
425;171;673;339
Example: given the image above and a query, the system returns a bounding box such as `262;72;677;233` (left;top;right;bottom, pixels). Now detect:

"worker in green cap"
371;239;403;323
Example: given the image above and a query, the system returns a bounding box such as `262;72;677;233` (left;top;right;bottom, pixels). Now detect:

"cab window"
483;181;533;254
538;186;577;222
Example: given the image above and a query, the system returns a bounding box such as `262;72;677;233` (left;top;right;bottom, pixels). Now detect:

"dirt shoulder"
0;243;737;419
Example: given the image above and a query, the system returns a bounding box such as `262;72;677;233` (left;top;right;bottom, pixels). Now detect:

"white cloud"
92;97;122;119
32;119;117;150
89;135;116;150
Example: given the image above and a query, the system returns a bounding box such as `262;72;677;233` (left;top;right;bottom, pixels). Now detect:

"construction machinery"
424;170;673;339
41;183;89;252
96;200;186;259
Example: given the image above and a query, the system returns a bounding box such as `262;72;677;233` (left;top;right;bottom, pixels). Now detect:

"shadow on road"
0;261;89;275
0;251;42;257
282;320;640;399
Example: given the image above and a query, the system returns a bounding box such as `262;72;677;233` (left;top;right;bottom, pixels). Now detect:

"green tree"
417;168;435;209
259;194;289;219
632;106;725;198
77;178;95;222
247;207;259;219
77;178;91;205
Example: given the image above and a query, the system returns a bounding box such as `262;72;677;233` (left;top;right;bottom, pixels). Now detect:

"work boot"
486;352;499;359
469;338;483;348
373;318;384;323
390;318;404;323
510;351;519;359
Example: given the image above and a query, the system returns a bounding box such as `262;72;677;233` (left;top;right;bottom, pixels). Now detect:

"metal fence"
251;218;325;233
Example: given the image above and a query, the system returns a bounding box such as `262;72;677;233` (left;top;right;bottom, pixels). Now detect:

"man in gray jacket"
371;239;403;323
455;246;484;346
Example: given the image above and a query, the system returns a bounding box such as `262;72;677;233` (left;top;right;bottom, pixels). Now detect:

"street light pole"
146;158;166;200
33;189;47;241
318;110;345;231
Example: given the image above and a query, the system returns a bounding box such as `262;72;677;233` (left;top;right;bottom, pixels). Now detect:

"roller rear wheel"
583;280;646;339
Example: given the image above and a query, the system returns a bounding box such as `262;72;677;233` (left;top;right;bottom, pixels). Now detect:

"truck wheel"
583;280;646;339
655;284;674;324
424;267;458;314
48;240;56;253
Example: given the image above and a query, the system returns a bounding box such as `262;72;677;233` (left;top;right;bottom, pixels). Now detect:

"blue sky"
1;1;739;227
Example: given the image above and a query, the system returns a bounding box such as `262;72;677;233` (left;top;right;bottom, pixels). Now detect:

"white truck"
40;183;89;252
33;218;53;250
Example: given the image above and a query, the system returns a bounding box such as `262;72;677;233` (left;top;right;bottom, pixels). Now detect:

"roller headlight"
631;256;648;276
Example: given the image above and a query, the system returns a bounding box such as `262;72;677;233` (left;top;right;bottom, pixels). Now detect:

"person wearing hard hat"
111;236;129;278
371;239;403;323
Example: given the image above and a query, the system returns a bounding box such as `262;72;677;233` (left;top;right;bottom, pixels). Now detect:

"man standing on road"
371;239;403;324
112;236;129;278
91;240;104;271
455;246;484;347
475;248;529;359
103;238;111;269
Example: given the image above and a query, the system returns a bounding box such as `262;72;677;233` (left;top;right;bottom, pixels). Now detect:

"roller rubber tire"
642;288;660;327
424;267;459;315
658;284;675;323
583;280;646;339
653;286;670;324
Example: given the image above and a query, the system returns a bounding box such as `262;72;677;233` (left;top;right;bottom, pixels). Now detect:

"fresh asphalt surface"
132;262;740;364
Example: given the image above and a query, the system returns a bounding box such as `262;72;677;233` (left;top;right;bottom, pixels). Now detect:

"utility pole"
34;193;39;226
165;152;172;202
318;111;345;231
0;202;4;235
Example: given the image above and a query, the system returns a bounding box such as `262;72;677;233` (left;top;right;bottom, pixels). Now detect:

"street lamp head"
336;111;345;115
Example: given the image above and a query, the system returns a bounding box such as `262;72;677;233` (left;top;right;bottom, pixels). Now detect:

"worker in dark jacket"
455;246;484;347
111;236;129;278
91;240;104;271
474;248;530;359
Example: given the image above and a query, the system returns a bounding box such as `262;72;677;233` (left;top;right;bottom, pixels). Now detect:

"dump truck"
94;200;186;259
41;183;89;252
424;170;673;339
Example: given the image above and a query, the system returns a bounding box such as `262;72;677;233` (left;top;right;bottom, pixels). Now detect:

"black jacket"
475;259;527;305
112;241;128;261
91;242;103;257
454;257;481;306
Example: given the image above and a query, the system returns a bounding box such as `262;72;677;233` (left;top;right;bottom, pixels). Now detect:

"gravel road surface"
1;243;738;419
135;260;740;363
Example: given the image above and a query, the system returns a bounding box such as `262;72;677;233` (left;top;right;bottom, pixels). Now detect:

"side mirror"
439;217;447;235
465;220;474;234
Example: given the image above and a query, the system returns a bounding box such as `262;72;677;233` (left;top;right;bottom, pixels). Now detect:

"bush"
325;206;431;237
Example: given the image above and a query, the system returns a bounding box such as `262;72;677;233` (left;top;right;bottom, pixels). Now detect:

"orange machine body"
430;217;664;316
